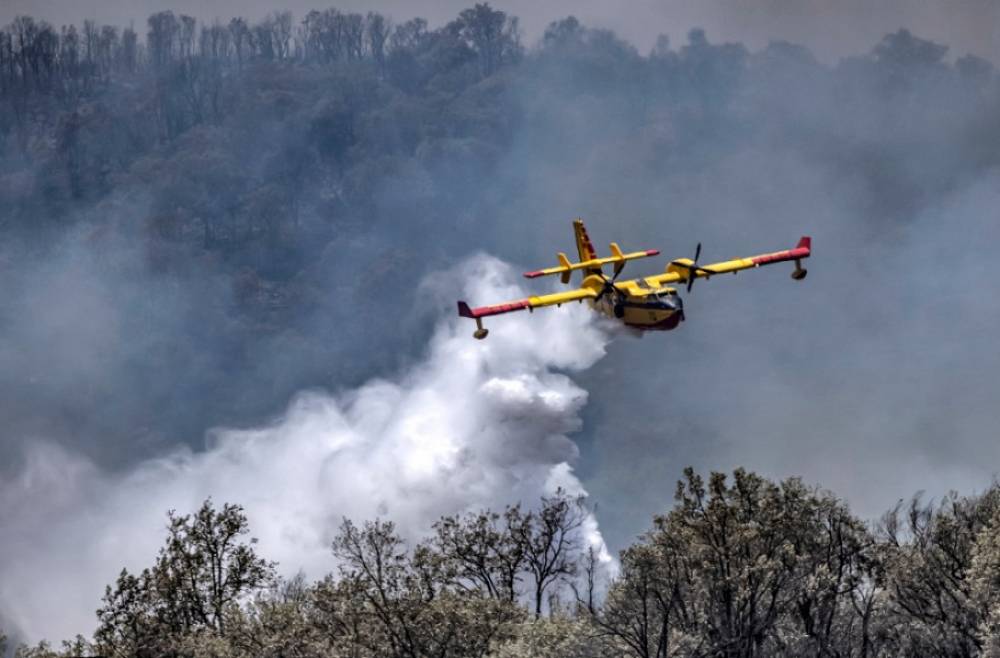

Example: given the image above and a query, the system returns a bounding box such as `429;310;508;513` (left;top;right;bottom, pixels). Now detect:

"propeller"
593;264;627;317
672;243;720;293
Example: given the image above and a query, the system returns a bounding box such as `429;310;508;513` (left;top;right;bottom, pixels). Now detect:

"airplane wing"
524;246;660;283
640;236;812;289
457;286;598;320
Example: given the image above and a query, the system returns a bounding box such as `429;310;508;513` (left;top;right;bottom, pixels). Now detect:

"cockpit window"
655;291;681;309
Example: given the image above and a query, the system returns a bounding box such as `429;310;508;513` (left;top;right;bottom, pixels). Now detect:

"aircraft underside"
590;297;684;331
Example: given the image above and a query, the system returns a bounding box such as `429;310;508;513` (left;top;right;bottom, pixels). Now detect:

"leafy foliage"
93;500;274;657
10;471;1000;656
595;468;876;657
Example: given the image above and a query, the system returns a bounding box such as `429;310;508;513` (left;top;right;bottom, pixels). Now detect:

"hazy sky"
3;0;1000;646
3;0;999;62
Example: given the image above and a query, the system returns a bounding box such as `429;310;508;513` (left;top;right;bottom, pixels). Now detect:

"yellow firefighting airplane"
457;219;811;339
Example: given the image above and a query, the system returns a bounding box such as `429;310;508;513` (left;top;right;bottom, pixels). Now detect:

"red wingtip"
523;270;543;279
457;301;474;318
645;249;661;256
796;236;811;252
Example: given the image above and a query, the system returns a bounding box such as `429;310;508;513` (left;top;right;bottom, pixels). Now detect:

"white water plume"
0;255;614;644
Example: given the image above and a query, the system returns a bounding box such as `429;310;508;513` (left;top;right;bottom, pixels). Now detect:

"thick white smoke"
0;255;614;644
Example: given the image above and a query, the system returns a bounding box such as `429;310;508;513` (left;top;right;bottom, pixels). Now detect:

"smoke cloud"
0;255;613;644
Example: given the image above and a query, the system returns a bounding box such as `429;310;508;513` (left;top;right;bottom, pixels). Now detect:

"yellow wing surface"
639;236;812;289
524;246;661;283
457;286;598;320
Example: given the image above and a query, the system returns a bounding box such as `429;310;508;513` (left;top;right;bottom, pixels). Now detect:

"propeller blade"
686;243;701;292
685;242;707;292
594;271;614;303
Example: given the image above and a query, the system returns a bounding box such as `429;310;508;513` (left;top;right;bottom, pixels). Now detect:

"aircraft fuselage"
590;286;684;331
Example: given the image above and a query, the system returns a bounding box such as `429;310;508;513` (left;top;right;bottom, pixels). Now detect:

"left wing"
457;287;598;339
458;287;598;319
641;236;812;289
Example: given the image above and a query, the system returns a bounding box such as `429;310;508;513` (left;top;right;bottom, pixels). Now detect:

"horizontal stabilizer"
524;247;660;279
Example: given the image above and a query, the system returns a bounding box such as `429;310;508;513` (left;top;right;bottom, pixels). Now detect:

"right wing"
642;236;812;289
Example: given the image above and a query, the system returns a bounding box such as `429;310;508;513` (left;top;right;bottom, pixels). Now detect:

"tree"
120;25;138;73
432;505;527;603
972;504;1000;656
593;542;681;658
271;11;292;60
517;491;586;618
872;29;948;70
94;568;162;658
453;3;521;77
59;24;79;83
159;499;275;635
329;518;522;657
13;636;96;658
595;468;876;658
542;16;584;51
95;499;274;656
956;54;994;88
878;488;1000;657
389;17;428;52
228;17;250;69
343;13;365;61
496;615;603;658
225;574;326;658
147;11;179;69
366;12;390;76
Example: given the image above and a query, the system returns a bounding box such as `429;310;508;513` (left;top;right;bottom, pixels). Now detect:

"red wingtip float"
457;218;811;339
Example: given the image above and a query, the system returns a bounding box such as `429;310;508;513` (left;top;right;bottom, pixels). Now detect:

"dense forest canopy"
3;3;1000;656
8;470;1000;656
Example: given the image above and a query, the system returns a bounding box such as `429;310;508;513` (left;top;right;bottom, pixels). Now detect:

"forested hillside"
2;5;997;471
1;5;531;466
8;468;1000;656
